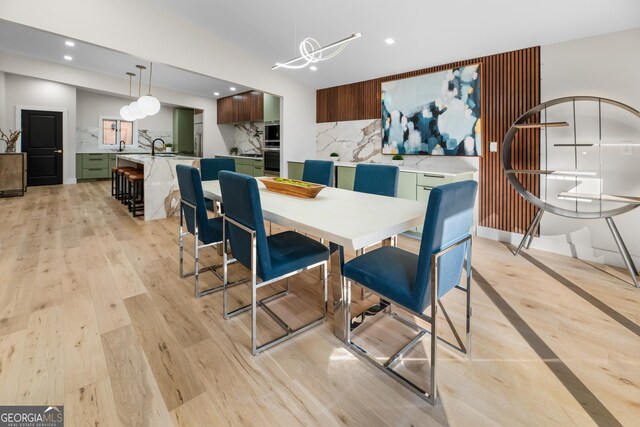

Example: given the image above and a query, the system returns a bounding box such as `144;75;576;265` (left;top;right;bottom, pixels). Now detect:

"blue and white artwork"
381;64;481;156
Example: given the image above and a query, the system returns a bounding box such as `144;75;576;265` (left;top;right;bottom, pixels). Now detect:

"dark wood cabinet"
217;91;264;124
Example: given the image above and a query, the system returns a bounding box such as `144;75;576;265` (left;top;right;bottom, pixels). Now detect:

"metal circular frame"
501;96;640;219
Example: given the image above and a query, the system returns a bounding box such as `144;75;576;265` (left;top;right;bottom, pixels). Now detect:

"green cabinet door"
263;93;280;122
173;108;195;154
398;171;417;200
288;162;304;180
336;166;355;191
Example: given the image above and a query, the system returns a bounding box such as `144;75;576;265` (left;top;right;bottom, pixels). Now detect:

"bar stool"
127;172;144;217
115;167;136;201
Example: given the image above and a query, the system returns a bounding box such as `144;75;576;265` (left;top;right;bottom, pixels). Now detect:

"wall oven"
264;124;280;148
263;150;280;175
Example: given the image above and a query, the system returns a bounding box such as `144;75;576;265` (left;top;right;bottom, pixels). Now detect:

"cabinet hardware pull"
423;174;444;178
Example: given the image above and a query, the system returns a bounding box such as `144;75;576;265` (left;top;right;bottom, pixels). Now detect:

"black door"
21;110;63;186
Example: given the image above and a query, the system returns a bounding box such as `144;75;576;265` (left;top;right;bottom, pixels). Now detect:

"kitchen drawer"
82;167;110;179
336;166;355;191
288;162;304;180
416;172;454;187
253;166;264;176
82;156;109;169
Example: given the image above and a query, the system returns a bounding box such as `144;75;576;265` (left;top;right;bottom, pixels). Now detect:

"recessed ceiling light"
65;40;75;47
230;87;236;91
213;92;220;96
385;38;395;45
64;55;73;61
310;66;318;71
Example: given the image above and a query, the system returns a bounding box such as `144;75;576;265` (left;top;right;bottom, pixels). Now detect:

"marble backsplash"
76;127;173;153
234;122;264;154
317;119;479;171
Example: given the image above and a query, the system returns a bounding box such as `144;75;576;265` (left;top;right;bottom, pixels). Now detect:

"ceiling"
153;0;640;89
0;19;253;100
1;1;639;95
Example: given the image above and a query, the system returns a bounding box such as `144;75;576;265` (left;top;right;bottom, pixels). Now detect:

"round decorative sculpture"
501;96;640;287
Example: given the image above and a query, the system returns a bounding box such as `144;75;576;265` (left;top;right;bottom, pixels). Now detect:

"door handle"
53;149;63;153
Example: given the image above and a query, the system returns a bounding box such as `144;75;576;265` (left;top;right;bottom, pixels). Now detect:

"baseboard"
477;226;640;270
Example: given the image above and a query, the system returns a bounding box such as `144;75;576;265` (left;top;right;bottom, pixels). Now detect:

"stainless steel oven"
263;150;280;175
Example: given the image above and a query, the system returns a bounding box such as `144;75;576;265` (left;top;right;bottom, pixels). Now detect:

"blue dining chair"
218;171;330;355
176;164;230;297
343;180;477;404
353;163;399;197
353;163;400;298
200;158;236;212
302;160;334;186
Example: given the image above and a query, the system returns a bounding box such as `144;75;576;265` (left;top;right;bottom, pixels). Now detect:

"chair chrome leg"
194;224;200;298
251;231;258;356
429;252;439;404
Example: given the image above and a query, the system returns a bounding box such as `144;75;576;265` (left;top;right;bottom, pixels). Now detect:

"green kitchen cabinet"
288;162;304;180
398;172;417;200
263;93;280;122
76;153;115;180
173;108;195;154
336;166;356;190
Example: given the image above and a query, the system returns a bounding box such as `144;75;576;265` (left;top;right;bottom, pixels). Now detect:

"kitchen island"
117;154;200;221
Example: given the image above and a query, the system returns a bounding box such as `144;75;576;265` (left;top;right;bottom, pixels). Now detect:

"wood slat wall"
316;47;540;234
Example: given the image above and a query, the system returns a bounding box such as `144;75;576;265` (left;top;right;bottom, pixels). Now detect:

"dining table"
202;178;426;343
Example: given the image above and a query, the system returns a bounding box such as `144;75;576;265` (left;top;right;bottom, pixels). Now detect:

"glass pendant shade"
138;95;161;116
128;101;146;120
120;105;135;121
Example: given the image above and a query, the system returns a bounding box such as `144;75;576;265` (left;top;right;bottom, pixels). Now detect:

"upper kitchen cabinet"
263;93;280;122
217;91;280;124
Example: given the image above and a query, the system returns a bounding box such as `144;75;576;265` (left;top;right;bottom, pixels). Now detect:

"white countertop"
288;160;476;176
77;149;149;154
216;154;264;160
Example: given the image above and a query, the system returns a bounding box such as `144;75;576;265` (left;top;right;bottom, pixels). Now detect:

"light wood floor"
0;182;639;426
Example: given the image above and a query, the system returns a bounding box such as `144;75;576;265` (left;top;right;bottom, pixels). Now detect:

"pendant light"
138;62;161;116
120;72;136;121
129;65;147;120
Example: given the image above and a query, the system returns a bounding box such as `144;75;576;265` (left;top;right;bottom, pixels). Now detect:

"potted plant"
329;152;339;161
391;154;404;166
164;143;173;153
230;147;239;156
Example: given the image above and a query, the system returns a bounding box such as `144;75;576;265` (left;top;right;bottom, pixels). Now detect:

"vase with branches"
0;129;21;153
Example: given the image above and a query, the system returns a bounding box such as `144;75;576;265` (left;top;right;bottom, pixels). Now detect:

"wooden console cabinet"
0;153;27;197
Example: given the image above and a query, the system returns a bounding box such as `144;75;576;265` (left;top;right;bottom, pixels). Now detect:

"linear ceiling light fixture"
272;32;362;70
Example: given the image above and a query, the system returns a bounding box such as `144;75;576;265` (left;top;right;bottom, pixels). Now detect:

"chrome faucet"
151;138;165;156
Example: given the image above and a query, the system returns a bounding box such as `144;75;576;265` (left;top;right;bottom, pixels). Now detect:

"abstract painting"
381;64;481;156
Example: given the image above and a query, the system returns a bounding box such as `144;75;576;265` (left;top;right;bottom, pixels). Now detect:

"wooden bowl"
259;177;326;199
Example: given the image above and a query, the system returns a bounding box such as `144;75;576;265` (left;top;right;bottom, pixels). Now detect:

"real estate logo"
0;405;64;427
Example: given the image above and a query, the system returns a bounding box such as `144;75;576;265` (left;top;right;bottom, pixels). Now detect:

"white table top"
202;179;426;251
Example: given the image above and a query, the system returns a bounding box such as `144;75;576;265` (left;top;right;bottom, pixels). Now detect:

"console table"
0;153;27;197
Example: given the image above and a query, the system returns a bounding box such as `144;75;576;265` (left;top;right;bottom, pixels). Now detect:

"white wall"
0;71;5;136
480;28;640;269
76;89;173;130
4;73;76;183
0;0;317;175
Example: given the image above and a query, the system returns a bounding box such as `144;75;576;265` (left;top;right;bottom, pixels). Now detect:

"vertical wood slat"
316;46;540;234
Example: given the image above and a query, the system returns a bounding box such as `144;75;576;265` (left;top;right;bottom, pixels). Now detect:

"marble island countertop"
76;148;150;154
117;153;201;164
289;159;477;176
